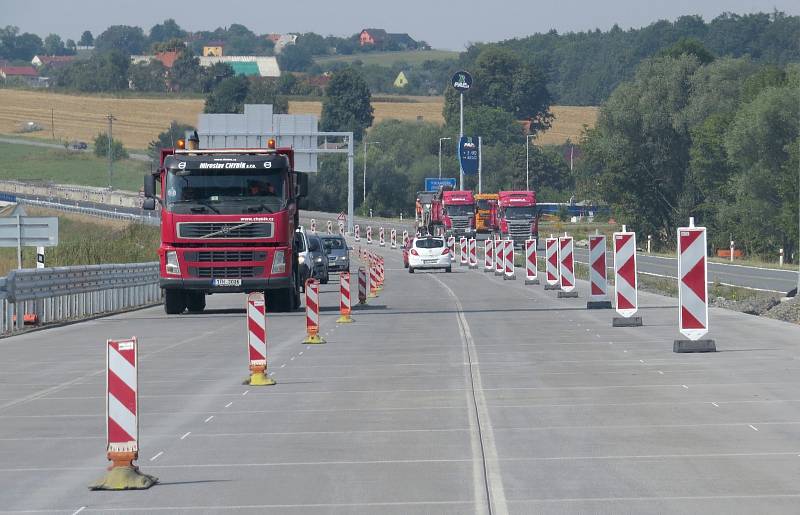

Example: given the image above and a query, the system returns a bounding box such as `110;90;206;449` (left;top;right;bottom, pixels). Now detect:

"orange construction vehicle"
474;193;499;234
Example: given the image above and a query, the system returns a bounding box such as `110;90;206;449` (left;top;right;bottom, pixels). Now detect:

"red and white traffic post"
354;224;361;241
402;230;409;248
310;219;317;233
558;234;577;298
376;257;385;290
587;234;612;309
447;236;456;260
468;238;478;269
90;337;157;490
544;236;560;290
459;237;468;266
369;263;379;298
503;239;516;280
366;226;373;244
675;219;716;352
390;229;397;249
338;221;345;237
612;226;642;327
358;266;368;305
246;293;275;386
494;236;504;276
337;272;354;323
326;220;333;234
303;279;325;344
379;227;386;247
524;238;539;285
484;238;494;273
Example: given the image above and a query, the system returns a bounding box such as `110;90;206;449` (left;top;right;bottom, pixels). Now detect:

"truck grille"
189;266;264;278
451;216;470;230
184;251;266;263
178;222;273;239
509;222;532;240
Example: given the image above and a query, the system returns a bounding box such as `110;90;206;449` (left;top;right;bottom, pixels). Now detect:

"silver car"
320;235;351;273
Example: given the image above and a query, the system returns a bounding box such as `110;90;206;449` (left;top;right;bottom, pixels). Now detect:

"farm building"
31;55;76;68
359;29;420;49
0;66;39;86
203;42;225;57
130;51;180;69
198;56;280;78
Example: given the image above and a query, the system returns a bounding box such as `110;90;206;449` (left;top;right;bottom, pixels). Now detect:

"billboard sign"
424;178;457;191
458;136;480;176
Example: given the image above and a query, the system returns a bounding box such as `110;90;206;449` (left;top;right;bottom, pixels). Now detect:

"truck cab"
143;140;308;314
442;190;476;238
474;193;499;234
497;190;539;247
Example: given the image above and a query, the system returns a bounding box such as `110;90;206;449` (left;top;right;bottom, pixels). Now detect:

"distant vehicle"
402;237;414;268
305;232;330;284
408;235;451;274
442;190;476;238
69;141;88;150
497;190;539;247
17;121;42;133
320;235;351;273
474;193;499;234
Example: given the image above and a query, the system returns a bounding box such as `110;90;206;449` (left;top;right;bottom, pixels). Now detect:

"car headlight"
298;255;306;265
165;251;180;275
315;256;323;263
340;256;348;261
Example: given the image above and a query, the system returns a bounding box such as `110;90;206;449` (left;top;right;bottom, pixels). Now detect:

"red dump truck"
497;190;539;247
143;138;308;314
442;190;476;238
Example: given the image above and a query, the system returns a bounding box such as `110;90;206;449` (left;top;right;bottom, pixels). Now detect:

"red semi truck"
142;139;308;314
497;190;539;247
442;190;476;238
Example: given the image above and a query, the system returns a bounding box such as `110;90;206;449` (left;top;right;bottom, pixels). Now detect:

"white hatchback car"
408;236;452;273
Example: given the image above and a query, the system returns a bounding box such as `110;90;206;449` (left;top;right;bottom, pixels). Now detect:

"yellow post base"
368;291;378;298
247;372;276;386
303;334;326;344
89;466;158;491
336;315;353;324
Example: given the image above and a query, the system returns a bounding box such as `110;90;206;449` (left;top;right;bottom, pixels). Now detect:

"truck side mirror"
143;174;156;198
296;172;309;198
142;197;156;211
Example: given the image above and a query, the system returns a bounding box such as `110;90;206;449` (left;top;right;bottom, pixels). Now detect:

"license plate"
213;279;242;287
423;259;437;264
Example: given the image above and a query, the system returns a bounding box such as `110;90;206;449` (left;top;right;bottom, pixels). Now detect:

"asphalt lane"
1;243;800;513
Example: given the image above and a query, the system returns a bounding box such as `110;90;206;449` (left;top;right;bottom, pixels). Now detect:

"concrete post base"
587;301;613;309
558;291;578;298
613;316;643;327
544;284;561;291
525;278;540;285
503;274;516;281
674;339;716;353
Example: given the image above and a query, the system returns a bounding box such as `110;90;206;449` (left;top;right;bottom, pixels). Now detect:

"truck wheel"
186;292;206;313
164;290;186;315
267;289;292;312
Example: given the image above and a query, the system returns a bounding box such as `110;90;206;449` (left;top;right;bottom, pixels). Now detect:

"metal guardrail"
15;198;160;226
0;262;160;334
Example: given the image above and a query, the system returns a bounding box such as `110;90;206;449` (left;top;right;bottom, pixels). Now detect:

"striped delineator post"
544;236;560;289
402;230;409;248
369;264;379;298
468;238;478;269
358;266;368;305
337;272;353;323
354;224;361;241
675;220;715;352
303;279;325;344
90;337;157;490
390;229;397;249
310;219;317;233
447;236;456;261
503;239;516;280
459;237;468;266
366;226;373;245
557;235;577;297
338;221;345;237
612;227;642;327
494;236;504;276
246;293;275;386
379;227;386;247
587;235;612;309
376;257;385;290
525;238;539;285
326;220;333;234
484;239;494;272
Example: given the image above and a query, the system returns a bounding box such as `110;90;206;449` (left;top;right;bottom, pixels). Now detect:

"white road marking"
204;416;214;423
749;424;759;432
712;402;720;408
149;451;164;461
290;356;296;361
682;385;689;389
225;402;233;408
180;432;191;440
71;507;87;515
280;364;286;368
658;371;664;375
640;360;645;363
299;352;304;356
242;390;249;396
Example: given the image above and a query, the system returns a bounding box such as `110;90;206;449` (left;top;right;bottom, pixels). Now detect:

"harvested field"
536;105;599;145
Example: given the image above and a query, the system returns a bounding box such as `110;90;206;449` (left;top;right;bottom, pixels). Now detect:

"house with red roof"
31;55;76;68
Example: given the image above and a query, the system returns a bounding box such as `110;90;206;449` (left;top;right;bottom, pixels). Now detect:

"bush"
93;133;129;161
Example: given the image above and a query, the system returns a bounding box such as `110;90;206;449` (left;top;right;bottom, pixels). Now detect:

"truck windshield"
444;204;474;217
476;200;492;210
166;169;285;214
505;206;536;218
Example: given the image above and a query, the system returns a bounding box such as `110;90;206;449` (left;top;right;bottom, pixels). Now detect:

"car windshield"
321;237;346;251
505;206;536;218
166;169;285;214
445;204;474;216
476;200;492;210
415;238;445;249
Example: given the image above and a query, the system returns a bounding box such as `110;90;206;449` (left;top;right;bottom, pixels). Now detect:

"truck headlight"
272;250;286;274
165;251;180;275
314;256;323;263
298;254;306;265
340;256;348;260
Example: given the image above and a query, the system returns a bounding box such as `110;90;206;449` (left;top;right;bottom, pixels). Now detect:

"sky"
2;0;798;50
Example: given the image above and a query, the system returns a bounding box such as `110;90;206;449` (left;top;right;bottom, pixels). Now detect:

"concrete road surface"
1;245;800;513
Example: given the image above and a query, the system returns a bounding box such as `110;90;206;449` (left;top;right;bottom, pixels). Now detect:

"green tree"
78;30;93;47
94;25;146;55
148;19;185;46
658;37;715;64
44;33;67;56
148;121;196;158
277;45;313;72
128;60;167;92
169;51;204;92
245;78;288;113
320;68;374;141
93;133;129;161
204;75;250;113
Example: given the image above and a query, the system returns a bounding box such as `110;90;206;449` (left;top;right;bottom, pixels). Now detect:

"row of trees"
0;26;78;61
577;52;798;258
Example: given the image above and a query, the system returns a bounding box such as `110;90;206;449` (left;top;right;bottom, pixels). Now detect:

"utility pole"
438;137;451;179
50;108;55;141
525;134;536;191
106;113;116;190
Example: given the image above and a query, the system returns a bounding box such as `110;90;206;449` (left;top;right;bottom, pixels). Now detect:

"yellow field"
0;89;597;148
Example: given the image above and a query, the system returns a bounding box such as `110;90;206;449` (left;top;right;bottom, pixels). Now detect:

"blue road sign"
458;136;480;176
424;178;457;191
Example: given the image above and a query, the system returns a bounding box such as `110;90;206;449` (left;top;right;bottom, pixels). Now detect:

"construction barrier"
366;226;373;245
494;236;504;276
468;238;478;269
326;220;333;234
613;227;641;326
303;279;325;344
379;227;385;247
310;219;317;233
377;257;385;289
525;238;539;284
587;235;612;309
390;229;397;249
558;235;577;297
545;236;560;289
337;272;353;323
447;236;456;259
503;239;516;280
90;337;157;490
354;224;360;241
459;237;468;266
675;219;715;352
357;266;369;305
484;238;494;272
369;264;379;298
338;221;345;237
246;293;275;386
402;230;409;247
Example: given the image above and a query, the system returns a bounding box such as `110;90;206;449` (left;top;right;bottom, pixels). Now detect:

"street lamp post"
362;141;380;210
438;137;451;179
525;134;536;191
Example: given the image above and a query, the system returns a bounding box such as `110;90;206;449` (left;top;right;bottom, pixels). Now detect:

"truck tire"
164;290;186;315
186;292;206;313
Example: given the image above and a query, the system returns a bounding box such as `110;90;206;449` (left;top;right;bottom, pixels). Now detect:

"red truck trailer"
142;138;308;314
497;190;539;247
